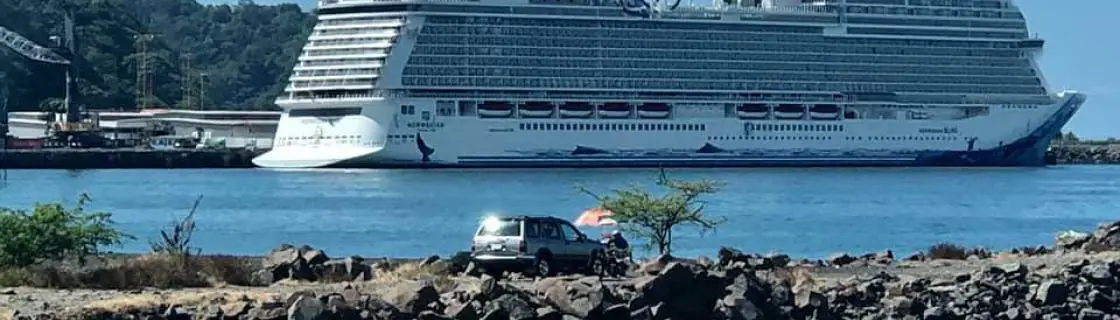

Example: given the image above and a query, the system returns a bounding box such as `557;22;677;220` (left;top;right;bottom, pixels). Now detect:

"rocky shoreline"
5;222;1120;319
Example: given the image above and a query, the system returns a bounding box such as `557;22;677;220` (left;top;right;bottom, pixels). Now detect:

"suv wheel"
534;256;553;278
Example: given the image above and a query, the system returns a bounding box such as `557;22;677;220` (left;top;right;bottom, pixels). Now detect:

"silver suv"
470;215;605;277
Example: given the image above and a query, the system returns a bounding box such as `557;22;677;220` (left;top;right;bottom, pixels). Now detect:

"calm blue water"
0;166;1117;260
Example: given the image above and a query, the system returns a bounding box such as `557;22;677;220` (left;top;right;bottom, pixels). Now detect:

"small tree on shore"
150;195;202;262
579;168;726;255
0;193;132;267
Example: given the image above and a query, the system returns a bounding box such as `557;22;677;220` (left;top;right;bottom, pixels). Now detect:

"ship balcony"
298;52;388;61
294;63;383;71
314;23;404;32
287;82;376;91
310;28;402;40
289;74;379;82
305;41;394;51
276;93;383;106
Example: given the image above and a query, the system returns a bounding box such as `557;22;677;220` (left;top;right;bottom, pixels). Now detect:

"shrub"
0;193;132;268
927;242;969;260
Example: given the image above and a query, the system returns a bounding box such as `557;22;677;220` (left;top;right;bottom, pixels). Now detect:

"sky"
203;0;1117;139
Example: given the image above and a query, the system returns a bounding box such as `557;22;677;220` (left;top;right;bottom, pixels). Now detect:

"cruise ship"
252;0;1087;168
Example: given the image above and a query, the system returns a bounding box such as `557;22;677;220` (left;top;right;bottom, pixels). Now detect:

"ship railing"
321;0;839;14
277;92;385;103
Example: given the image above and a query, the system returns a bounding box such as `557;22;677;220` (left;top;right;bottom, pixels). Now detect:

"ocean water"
0;166;1117;260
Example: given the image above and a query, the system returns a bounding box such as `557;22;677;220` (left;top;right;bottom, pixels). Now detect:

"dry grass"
82;290;279;313
371;261;460;294
0;254;256;289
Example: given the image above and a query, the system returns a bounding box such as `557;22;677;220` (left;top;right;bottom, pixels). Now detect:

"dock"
0;148;264;169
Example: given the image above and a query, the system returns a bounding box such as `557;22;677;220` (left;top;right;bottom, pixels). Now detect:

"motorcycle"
598;236;633;277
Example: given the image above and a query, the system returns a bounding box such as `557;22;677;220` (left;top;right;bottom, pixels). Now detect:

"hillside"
0;0;314;111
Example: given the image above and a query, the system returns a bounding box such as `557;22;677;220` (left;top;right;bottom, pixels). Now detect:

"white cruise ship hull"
254;91;1085;168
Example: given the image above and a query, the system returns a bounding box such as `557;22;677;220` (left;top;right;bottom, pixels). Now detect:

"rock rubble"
13;222;1120;319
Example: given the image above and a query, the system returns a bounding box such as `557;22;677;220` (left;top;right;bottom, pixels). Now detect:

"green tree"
579;169;727;255
0;193;132;267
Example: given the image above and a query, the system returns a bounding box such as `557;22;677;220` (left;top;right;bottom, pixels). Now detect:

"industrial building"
5;109;279;149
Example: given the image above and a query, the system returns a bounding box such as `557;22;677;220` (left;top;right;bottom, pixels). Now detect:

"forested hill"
0;0;314;111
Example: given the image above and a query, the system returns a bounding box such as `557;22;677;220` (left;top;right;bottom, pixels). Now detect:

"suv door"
539;220;565;259
557;221;593;264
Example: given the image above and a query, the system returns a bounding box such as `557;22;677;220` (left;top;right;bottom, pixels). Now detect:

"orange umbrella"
574;208;617;227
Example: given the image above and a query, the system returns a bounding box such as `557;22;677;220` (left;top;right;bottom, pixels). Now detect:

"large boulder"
262;244;331;282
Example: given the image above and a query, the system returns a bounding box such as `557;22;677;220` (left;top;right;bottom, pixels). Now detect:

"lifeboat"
774;104;805;119
637;103;671;119
809;104;840;120
559;102;594;118
736;104;769;119
478;101;514;118
598;102;632;119
518;101;554;118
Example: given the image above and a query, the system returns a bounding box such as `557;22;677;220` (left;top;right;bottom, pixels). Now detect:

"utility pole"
180;53;193;110
134;33;154;109
199;72;208;111
1;72;7;184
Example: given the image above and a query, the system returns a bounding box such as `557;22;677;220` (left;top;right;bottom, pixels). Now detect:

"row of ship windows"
850;27;1025;40
518;122;707;131
418;25;1029;50
422;16;1024;36
400;67;1040;86
407;56;1034;77
413;35;1024;58
399;77;1046;95
708;135;965;141
751;123;845;132
851;0;1008;9
410;47;1029;68
277;135;362;141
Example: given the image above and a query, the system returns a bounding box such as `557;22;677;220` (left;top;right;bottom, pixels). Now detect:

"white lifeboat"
736;104;769;119
559;102;594;118
478;101;514;118
518;101;554;118
637;103;671;119
774;104;805;119
598;103;632;118
809;104;840;120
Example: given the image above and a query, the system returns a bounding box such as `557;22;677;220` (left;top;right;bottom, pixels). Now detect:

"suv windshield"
478;218;521;237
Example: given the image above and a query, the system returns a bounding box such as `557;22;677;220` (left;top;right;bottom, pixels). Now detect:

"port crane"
1;3;103;148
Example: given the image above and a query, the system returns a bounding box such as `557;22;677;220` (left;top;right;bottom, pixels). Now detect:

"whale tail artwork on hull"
250;0;1086;169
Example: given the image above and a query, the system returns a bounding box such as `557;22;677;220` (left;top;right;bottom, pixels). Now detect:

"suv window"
525;221;540;238
540;221;562;240
478;218;521;237
559;223;582;241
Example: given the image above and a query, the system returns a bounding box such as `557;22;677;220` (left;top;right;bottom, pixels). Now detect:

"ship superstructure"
252;0;1086;168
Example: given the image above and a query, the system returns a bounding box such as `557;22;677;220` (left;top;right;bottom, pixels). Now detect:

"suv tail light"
518;240;527;253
